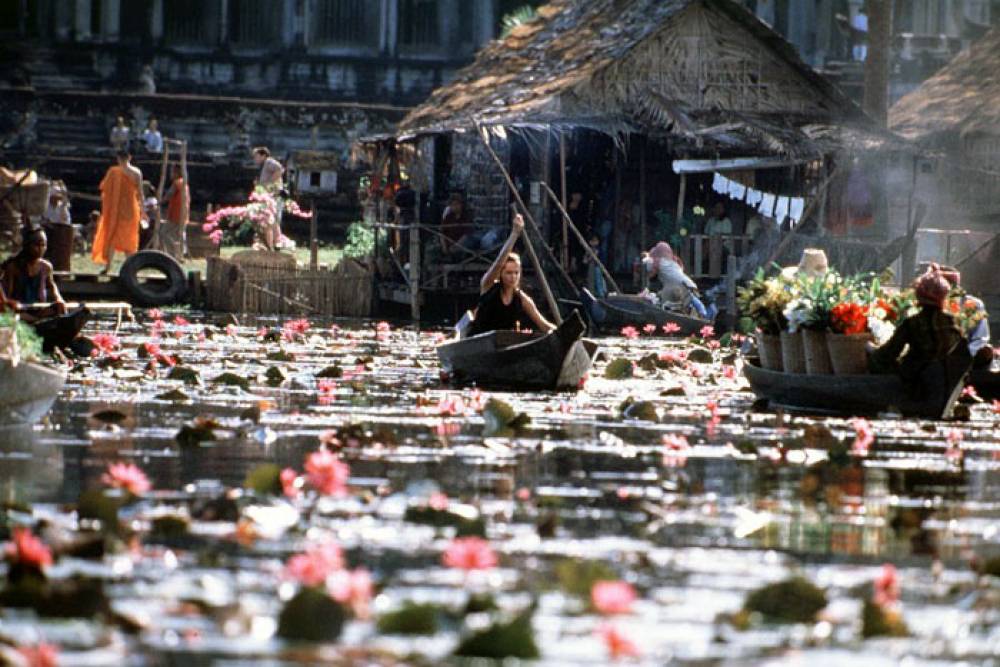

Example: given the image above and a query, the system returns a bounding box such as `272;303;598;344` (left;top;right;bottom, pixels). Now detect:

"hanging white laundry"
774;196;789;225
728;179;746;201
746;188;763;207
758;193;775;217
712;172;728;195
788;197;805;224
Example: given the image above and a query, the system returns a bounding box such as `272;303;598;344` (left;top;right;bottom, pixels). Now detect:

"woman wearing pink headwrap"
869;269;964;379
930;263;994;368
640;242;715;320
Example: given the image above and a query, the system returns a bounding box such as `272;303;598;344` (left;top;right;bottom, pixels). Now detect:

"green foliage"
482;398;530;436
604;358;634;379
377;602;441;635
554;558;617;599
454;609;539;659
245;463;283;496
743;577;828;623
343;222;375;259
0;313;44;361
735;268;791;335
500;5;538;37
861;599;908;638
277;586;346;641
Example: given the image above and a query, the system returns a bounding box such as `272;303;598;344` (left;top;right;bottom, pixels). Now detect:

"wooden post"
179;141;189;258
675;170;687;265
639;137;647;256
478;127;562;325
540;181;621;294
863;0;892;127
725;255;737;330
309;197;318;270
409;194;421;320
559;131;568;270
542;129;551;244
900;155;919;284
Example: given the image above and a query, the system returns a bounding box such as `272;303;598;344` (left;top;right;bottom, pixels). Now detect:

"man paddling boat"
468;213;556;336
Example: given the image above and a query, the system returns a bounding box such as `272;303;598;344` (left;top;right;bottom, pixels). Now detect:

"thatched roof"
395;0;892;157
889;27;1000;144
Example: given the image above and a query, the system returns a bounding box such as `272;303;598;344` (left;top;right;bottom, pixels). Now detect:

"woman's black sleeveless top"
470;283;527;334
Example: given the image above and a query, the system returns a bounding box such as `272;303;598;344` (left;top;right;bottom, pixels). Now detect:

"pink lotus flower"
147;308;164;320
91;332;120;354
705;401;720;438
428;492;449;511
961;385;980;400
722;365;736;380
328;567;373;618
225;324;237;337
282;318;310;341
851;417;874;456
304;449;350;496
17;643;58;667
4;527;53;570
436;395;468;416
662;434;691;468
466;389;486;412
598;623;640;660
642;324;657;335
662;322;681;334
317;379;337;404
591;580;637;614
873;563;900;608
280;468;300;498
173;315;190;327
102;462;151;496
284;540;344;586
657;349;686;366
434;420;461;437
620;326;639;339
516;487;532;501
699;325;715;339
442;536;497;571
945;428;963;464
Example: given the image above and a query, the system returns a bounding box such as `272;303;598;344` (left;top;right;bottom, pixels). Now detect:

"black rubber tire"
118;250;187;307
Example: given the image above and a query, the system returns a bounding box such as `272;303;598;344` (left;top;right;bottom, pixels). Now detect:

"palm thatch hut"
889;26;1000;300
366;0;903;320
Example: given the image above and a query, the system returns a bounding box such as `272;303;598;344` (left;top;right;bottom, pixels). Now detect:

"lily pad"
744;577;827;623
168;366;202;385
265;366;287;387
603;358;633;379
213;372;251;391
267;350;295;362
277;586;346;641
861;599;908;638
155;388;191;402
687;347;714;364
482;398;530;436
454;610;539;659
619;397;658;422
377;602;441;635
316;365;343;378
89;409;128;425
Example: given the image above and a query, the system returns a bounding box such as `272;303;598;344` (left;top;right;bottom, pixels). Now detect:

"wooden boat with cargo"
580;289;710;336
743;349;973;419
437;310;598;390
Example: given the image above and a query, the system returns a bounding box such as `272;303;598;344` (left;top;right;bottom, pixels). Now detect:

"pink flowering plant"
202;186;311;248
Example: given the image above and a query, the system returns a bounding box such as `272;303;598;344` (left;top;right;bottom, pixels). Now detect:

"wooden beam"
559;131;568;270
672;157;811;173
540;181;621;294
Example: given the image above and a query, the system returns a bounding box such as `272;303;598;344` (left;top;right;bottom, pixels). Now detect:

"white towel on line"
746;188;763;207
758;193;775;217
728;180;746;201
774;196;790;225
712;172;728;194
788;197;805;223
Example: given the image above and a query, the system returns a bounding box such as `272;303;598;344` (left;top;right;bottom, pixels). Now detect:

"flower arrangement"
946;288;987;334
830;302;868;335
202;186;312;249
736;268;791;335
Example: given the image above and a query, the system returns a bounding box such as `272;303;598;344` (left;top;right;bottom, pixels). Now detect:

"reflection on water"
4;312;999;663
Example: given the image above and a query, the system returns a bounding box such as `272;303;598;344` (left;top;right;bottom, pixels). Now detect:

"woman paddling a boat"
0;227;67;323
468;213;556;336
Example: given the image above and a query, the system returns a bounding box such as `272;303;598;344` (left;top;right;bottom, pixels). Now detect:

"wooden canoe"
30;306;91;352
743;350;973;419
580;289;710;336
0;355;66;425
437;310;598;390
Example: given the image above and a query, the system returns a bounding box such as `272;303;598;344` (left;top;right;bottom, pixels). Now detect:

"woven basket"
780;330;806;374
826;332;873;375
802;328;833;375
756;331;783;371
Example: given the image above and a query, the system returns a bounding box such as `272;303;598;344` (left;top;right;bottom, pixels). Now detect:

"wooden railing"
680;234;753;279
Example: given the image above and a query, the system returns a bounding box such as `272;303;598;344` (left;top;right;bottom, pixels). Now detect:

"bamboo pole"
309;197;318;269
559;131;568;269
179;141;189;259
478;127;562;325
539;181;621;294
410;195;421;320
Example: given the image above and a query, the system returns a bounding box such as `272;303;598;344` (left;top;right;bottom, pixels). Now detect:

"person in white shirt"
110;116;130;151
42;191;71;225
141;118;163;154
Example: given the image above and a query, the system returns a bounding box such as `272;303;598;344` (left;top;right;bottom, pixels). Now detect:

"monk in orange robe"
92;150;144;274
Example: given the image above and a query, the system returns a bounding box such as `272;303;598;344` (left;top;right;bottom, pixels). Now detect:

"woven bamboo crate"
206;251;371;318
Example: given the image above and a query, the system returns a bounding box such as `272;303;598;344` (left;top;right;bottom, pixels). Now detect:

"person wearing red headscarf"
869;269;964;379
930;263;994;368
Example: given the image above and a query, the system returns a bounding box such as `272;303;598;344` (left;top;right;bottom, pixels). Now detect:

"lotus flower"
328;568;373;618
873;563;900;608
597;623;640;660
280;468;300;498
284;540;344;587
699;325;715;339
4;527;53;570
304;448;350;496
620;326;639;339
662;322;681;334
591;580;636;615
851;417;874;456
102;462;151;496
17;643;58;667
442;536;497;571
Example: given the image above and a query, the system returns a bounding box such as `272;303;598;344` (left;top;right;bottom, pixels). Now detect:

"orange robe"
166;177;188;225
92;165;141;265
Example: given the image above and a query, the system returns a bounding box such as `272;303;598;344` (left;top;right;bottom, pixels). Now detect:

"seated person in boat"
640;242;715;320
869;269;963;380
932;263;994;369
0;226;67;323
468;213;556;336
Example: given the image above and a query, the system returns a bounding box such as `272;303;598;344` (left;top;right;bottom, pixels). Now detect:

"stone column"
440;0;458;52
280;0;294;47
382;0;397;55
219;0;229;44
74;0;91;40
477;0;497;45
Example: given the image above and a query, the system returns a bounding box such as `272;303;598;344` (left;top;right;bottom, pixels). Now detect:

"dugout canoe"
580;289;710;336
0;355;66;425
437;310;598;390
30;306;91;352
743;350;973;419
